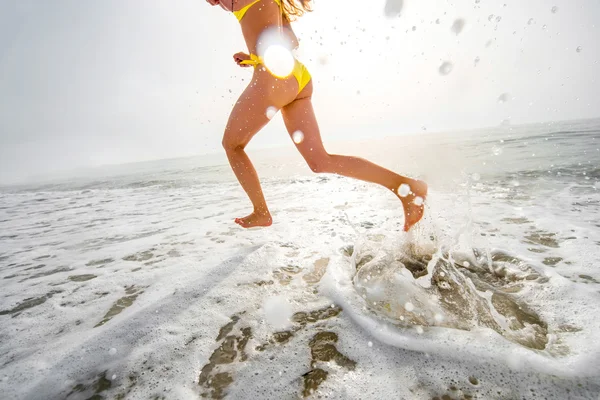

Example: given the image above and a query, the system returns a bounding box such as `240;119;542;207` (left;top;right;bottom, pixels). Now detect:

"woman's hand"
233;52;252;67
205;0;220;5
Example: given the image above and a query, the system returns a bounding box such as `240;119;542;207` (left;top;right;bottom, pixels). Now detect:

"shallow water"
1;119;599;399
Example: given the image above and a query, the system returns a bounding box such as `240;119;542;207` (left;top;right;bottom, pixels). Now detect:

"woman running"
205;0;428;231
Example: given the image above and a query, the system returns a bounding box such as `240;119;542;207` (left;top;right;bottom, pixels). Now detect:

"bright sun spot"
263;45;294;78
257;27;295;78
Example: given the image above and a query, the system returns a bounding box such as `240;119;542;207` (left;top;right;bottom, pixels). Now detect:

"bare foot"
234;211;273;228
395;179;428;232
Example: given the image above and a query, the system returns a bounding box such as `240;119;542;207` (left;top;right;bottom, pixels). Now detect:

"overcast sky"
0;0;598;183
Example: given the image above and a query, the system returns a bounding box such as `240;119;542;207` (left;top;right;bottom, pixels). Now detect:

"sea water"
1;119;599;399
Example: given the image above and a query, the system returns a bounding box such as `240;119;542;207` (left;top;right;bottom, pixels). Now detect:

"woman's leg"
280;82;428;231
222;70;297;228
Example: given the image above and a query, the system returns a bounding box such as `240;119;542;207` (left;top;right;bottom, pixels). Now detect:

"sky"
0;0;599;184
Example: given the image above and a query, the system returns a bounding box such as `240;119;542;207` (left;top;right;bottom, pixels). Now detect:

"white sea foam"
0;121;599;399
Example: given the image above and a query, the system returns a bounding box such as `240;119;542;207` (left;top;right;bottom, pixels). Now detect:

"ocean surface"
1;118;600;399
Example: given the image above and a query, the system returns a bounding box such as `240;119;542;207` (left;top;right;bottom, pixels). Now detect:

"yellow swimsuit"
233;0;312;94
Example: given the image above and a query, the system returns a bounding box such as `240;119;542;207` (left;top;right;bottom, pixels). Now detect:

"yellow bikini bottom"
241;54;311;94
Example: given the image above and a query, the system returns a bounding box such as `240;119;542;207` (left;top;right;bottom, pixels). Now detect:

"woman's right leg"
280;82;428;231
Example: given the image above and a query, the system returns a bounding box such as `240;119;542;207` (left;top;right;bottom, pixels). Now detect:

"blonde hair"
281;0;312;21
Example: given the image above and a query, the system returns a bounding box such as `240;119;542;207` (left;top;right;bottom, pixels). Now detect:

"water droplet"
439;61;454;75
451;18;465;35
416;326;424;334
368;341;373;347
527;18;534;25
384;0;404;18
405;302;415;312
576;46;582;53
266;106;277;119
551;6;558;13
472;173;481;181
434;313;444;322
109;348;117;355
111;374;117;380
492;145;503;156
474;56;480;66
398;183;411;197
463;261;470;267
497;92;510;103
496;16;502;22
488;14;494;22
413;196;424;206
412;26;417;31
292;130;304;144
435;18;440;24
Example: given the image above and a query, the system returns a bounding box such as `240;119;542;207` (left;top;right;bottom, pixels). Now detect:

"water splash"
266;106;277;119
497;93;511;103
383;0;403;18
451;19;466;35
398;184;411;197
439;61;454;76
292;131;305;144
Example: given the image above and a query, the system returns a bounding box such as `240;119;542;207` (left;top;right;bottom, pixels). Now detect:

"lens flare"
257;27;295;78
263;45;295;78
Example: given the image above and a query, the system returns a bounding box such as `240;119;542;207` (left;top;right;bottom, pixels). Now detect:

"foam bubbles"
263;296;293;330
292;130;304;144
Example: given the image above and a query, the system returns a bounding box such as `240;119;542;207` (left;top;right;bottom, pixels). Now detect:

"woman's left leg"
222;69;297;228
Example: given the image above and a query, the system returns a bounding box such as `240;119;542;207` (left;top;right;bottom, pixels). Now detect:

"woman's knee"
305;152;331;173
222;133;245;153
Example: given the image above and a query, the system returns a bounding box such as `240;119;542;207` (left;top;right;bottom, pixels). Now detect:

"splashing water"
439;61;454;75
451;19;465;35
383;0;403;18
266;106;277;119
398;183;411;197
551;6;558;13
292;130;304;144
497;93;511;103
